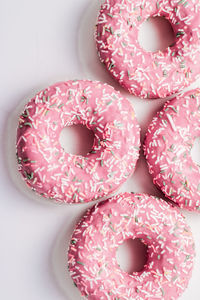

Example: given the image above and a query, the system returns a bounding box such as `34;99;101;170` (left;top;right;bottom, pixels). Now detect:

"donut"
144;89;200;211
16;80;140;203
68;192;195;300
95;0;200;99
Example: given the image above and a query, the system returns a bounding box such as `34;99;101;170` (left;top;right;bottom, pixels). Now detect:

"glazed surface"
68;193;195;299
16;80;140;203
144;89;200;211
96;0;200;98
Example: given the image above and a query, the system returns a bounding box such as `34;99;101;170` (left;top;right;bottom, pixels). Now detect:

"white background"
0;0;200;299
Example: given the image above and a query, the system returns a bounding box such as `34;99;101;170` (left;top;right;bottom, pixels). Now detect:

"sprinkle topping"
16;80;140;203
68;193;195;299
96;0;200;98
144;89;200;211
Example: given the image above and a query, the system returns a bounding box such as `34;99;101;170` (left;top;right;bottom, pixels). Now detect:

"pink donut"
16;80;140;203
144;89;200;211
96;0;200;99
68;193;195;300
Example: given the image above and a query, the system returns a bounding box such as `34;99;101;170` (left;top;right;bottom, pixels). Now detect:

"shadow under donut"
77;0;112;83
3;90;53;205
50;209;90;300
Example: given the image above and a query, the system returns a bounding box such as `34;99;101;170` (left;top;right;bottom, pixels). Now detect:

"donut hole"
116;238;148;274
59;124;94;156
138;16;175;52
191;137;200;166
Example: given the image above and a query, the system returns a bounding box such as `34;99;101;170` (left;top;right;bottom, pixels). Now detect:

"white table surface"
0;0;200;299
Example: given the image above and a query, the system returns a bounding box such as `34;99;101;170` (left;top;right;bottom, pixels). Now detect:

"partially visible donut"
16;80;140;203
144;89;200;211
68;192;195;300
96;0;200;99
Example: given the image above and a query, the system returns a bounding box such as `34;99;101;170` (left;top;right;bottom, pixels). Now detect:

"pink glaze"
144;89;200;211
16;80;140;203
68;193;195;300
96;0;200;99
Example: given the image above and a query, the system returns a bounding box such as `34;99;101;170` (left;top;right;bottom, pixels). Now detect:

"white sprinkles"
144;89;200;211
16;80;140;203
96;0;200;98
68;193;195;299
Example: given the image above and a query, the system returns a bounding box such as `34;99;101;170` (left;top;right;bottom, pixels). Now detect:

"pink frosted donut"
16;80;140;203
68;193;195;300
96;0;200;99
144;89;200;211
